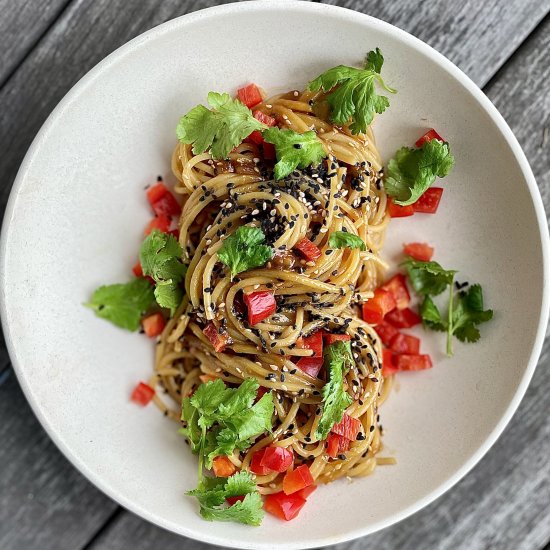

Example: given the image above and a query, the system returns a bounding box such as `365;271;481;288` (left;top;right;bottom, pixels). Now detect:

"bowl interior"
1;2;546;548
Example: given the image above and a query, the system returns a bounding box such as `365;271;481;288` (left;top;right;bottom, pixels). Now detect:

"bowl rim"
1;1;549;548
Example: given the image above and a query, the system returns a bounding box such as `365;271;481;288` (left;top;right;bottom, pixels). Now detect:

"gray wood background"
0;0;549;548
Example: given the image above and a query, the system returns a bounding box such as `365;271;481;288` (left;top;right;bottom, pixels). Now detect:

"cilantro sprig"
187;471;264;526
385;139;455;206
139;230;187;314
85;278;155;331
262;128;327;180
403;259;493;355
315;341;354;440
218;226;274;277
328;231;366;251
308;48;396;134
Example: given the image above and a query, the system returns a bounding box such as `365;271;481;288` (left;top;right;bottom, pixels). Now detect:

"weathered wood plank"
322;0;550;88
0;374;118;550
0;0;69;87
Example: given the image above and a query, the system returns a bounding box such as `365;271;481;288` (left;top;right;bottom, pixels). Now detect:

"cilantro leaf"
452;285;493;343
176;92;265;160
139;230;187;313
189;379;232;429
315;341;354;440
328;231;366;251
187;471;264;526
218;226;273;276
402;259;456;296
308;49;396;134
420;296;447;332
262;128;327;180
216;378;258;420
385;139;455;206
85;278;155;331
179;399;202;453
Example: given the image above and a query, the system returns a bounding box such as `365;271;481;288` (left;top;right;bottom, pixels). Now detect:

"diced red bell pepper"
374;321;400;346
132;261;143;277
323;333;351;345
331;413;362;441
243;291;276;325
144;214;171;235
212;455;237;478
131;381;155;406
262;142;276;160
388;199;414;218
168;228;180;240
142;313;165;338
390;333;421;354
237;83;263;108
199;374;217;385
385;307;422;328
415;128;444;147
146;183;181;218
382;349;399;376
255;386;268;403
246;130;265;145
250;448;271;475
395;353;433;371
260;446;293;473
295;485;317;499
403;242;434;261
362;288;397;325
294;238;322;262
254;111;277;127
264;492;307;521
381;273;410;310
295;356;324;378
282;465;314;495
226;496;245;506
202;322;231;353
297;330;323;357
326;433;351;458
412;187;443;214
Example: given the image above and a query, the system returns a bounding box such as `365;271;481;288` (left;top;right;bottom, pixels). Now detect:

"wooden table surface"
0;1;549;549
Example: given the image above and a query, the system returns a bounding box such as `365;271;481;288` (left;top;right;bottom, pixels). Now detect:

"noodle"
154;88;392;489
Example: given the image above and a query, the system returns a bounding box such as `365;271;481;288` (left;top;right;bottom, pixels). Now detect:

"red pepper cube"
132;260;144;277
331;413;362;441
388;199;414;218
212;455;237;478
294;238;322;262
295;485;317;500
381;274;410;310
260;446;293;473
390;333;421;355
295;356;324;378
246;130;265;145
262;142;276;160
237;83;263;108
296;330;323;357
243;291;276;325
264;492;307;521
385;307;422;328
146;182;181;218
374;321;400;346
412;187;443;214
226;496;245;506
395;353;433;371
254;386;268;403
282;464;314;495
202;322;231;352
362;288;397;325
323;333;351;345
144;214;171;235
415;128;444;148
382;349;399;376
403;242;434;261
131;381;155;406
326;433;351;458
254;111;276;127
142;313;165;338
250;448;271;475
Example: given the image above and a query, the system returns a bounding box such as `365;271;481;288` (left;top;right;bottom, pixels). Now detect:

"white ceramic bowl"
1;2;548;548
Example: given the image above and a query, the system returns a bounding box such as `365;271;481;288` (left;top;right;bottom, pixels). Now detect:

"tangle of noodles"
148;87;396;492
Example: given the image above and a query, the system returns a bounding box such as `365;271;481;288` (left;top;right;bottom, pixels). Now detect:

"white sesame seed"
251;209;259;215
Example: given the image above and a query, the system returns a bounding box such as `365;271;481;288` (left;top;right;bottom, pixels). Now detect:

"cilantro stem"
447;278;454;357
198;425;206;483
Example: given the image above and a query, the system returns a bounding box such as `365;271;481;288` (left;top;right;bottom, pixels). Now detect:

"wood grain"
323;0;550;88
0;0;69;87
